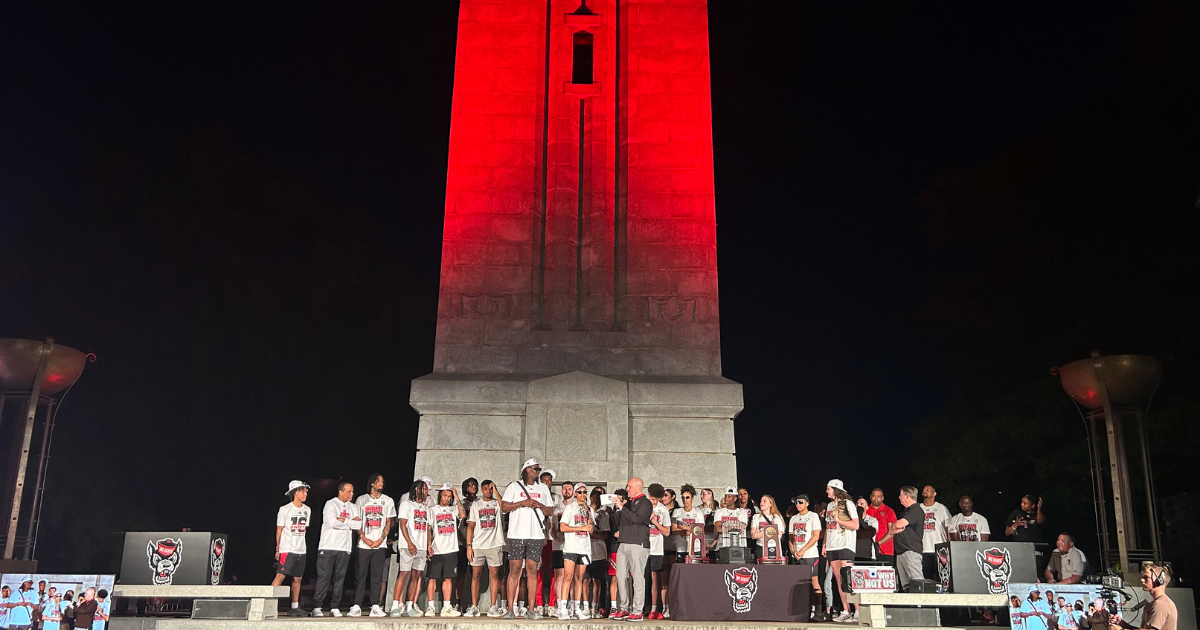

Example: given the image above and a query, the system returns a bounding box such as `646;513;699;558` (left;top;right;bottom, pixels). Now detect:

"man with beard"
501;459;555;620
919;485;951;580
350;473;395;618
6;579;35;630
865;489;897;564
1017;589;1054;630
948;495;990;542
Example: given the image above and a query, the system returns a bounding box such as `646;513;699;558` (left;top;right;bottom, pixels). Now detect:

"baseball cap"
521;458;541;470
285;480;310;495
827;479;845;491
724;486;737;496
542;469;556;481
575;483;589;494
792;494;810;504
421;476;433;486
436;483;453;491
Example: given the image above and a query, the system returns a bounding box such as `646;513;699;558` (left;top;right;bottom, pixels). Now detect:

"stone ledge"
111;585;289;598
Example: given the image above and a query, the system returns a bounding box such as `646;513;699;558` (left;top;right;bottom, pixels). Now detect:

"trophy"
718;520;748;564
686;524;708;563
758;525;783;564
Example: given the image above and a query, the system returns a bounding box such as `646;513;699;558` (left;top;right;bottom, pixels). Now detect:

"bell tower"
411;0;741;490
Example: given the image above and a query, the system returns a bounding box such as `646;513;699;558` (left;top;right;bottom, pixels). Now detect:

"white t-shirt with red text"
789;511;821;558
714;507;749;549
672;506;708;553
469;498;506;550
560;501;595;556
649;503;672;556
430;504;460;555
502;481;554;540
397;499;430;552
355;493;396;550
277;502;311;554
948;512;990;542
921;502;952;552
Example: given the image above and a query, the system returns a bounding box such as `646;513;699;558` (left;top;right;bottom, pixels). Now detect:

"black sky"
3;3;1197;581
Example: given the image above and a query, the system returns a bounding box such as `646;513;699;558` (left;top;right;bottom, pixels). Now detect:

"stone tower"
410;0;741;490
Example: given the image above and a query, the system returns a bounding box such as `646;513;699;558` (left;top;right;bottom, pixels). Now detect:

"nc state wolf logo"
724;566;759;613
210;538;225;585
147;537;183;585
937;546;951;591
975;547;1012;594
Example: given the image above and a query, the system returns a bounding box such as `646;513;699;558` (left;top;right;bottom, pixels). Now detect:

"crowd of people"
0;579;108;630
269;463;1094;623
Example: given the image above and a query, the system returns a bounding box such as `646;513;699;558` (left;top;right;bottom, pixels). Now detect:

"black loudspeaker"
884;607;941;627
718;546;748;564
934;541;1037;594
192;599;251;620
905;579;941;593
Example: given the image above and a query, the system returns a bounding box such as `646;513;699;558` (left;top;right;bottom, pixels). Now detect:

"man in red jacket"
865;488;898;564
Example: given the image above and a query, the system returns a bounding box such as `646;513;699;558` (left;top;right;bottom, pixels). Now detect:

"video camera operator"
1108;564;1176;630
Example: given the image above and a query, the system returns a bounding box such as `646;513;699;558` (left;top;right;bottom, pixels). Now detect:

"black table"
669;562;813;622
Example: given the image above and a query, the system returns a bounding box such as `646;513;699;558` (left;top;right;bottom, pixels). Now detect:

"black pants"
354;547;388;607
314;549;351;609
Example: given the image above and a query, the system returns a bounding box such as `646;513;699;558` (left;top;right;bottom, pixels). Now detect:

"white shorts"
398;547;428;572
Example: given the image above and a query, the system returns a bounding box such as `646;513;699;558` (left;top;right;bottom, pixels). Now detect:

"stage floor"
112;617;992;630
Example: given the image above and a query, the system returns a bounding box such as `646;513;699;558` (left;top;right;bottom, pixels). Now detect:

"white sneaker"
463;605;480;617
346;605;361;617
576;606;590;620
425;603;437;617
330;609;342;618
834;610;854;623
853;610;861;623
388;605;402;618
369;605;386;617
442;604;461;617
558;605;571;620
533;606;543;617
487;605;504;618
312;607;323;617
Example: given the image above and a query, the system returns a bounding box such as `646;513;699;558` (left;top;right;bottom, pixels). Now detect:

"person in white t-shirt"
425;484;467;617
455;477;479;613
557;483;595;620
646;483;672;620
788;494;822;614
313;480;364;617
948;495;990;542
919;485;952;580
350;473;395;618
540;478;572;617
671;484;710;561
466;479;506;617
712;486;749;552
273;480;313;616
500;459;555;620
399;476;436;507
824;479;861;623
390;479;432;617
750;495;786;561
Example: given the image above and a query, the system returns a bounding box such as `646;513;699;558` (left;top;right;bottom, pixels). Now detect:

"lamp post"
1053;352;1162;583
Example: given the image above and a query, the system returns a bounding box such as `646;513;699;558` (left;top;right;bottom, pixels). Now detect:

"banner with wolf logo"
935;541;1037;594
119;532;229;585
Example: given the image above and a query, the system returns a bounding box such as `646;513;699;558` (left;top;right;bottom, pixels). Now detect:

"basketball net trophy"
758;525;784;564
718;521;748;564
686;524;708;563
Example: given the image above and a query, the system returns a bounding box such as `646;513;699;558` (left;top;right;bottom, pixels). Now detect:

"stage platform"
112;617;995;630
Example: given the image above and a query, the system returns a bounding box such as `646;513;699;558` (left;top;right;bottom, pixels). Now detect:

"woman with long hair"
824;480;860;622
699;488;718;554
750;495;786;561
558;483;595;619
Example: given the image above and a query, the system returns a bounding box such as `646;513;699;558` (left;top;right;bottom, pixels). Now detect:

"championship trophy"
718;522;748;564
686;524;708;563
758;525;784;564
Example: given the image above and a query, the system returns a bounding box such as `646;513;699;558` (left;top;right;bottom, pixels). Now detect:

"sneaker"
650;611;663;620
347;605;362;617
833;610;854;623
527;608;543;620
369;605;386;618
388;606;402;618
312;608;324;618
627;613;644;622
853;610;860;623
330;609;342;618
425;603;437;617
405;607;424;618
558;605;571;620
289;608;312;617
663;608;670;619
576;607;590;620
502;608;515;619
487;606;503;618
612;609;629;620
443;604;461;617
516;605;528;617
464;605;480;617
533;606;543;617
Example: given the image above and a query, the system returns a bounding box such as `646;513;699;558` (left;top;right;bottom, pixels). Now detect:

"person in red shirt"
865;488;898;562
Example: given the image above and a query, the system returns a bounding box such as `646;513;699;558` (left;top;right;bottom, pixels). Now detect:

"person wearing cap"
466;479;506;617
1016;588;1053;630
390;479;433;617
272;480;313;616
788;494;824;619
612;478;652;622
40;590;62;630
712;486;749;554
425;483;467;617
6;579;36;630
501;459;555;620
312;480;363;617
823;479;860;623
557;482;595;620
400;476;437;508
350;473;395;618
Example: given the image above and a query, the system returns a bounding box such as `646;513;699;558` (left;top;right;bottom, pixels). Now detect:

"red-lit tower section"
413;0;739;492
437;0;720;377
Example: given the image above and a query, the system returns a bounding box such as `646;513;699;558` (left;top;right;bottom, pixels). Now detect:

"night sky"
3;3;1198;582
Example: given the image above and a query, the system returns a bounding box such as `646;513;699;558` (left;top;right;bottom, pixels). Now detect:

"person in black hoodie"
612;478;652;621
